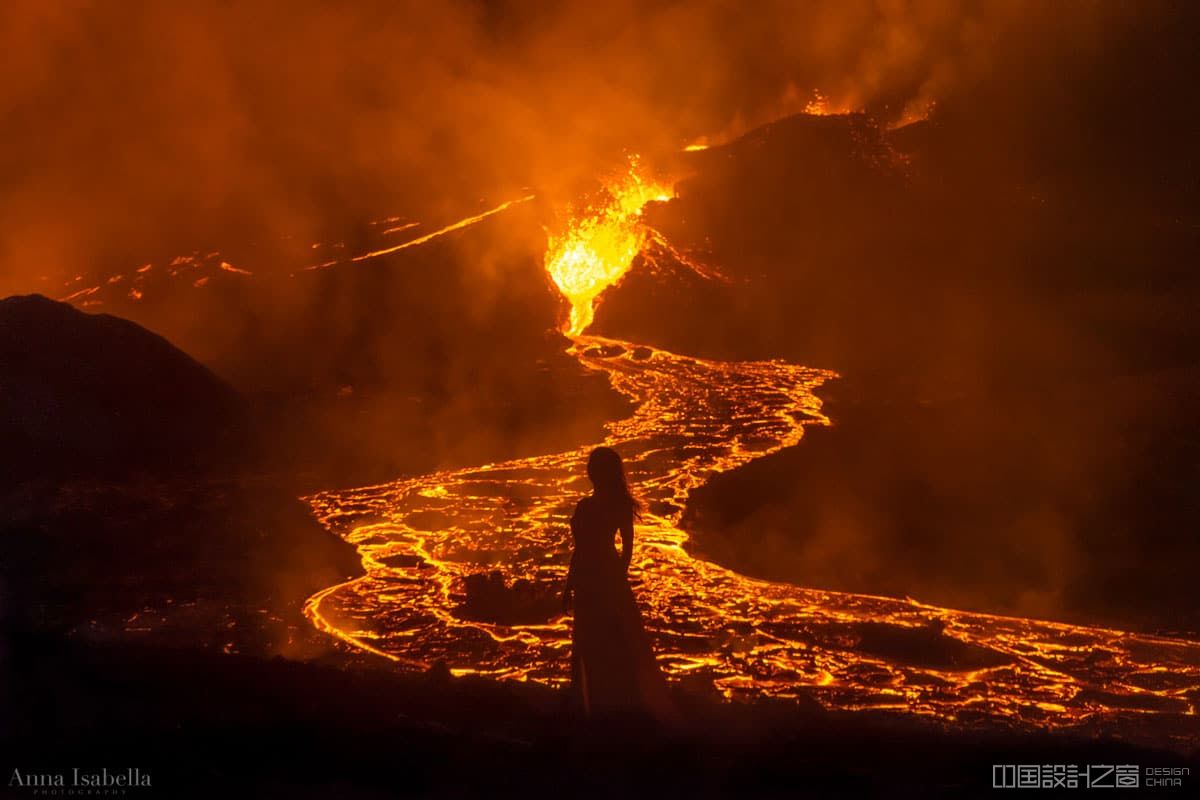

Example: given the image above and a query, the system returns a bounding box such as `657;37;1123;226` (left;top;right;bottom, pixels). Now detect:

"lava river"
303;164;1200;752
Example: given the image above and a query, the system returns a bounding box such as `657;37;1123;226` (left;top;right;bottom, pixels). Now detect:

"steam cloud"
0;0;1153;293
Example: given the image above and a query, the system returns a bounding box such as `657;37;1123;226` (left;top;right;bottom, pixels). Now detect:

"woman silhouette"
563;446;674;721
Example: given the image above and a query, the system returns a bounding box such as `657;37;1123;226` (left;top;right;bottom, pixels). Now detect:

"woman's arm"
563;502;580;609
619;512;634;571
562;551;576;610
565;549;577;589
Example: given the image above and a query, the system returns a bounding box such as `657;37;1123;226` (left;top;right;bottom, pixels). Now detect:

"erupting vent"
544;157;673;336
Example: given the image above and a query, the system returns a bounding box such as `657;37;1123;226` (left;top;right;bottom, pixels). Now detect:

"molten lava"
296;158;1200;751
802;90;856;116
308;194;536;271
544;157;673;336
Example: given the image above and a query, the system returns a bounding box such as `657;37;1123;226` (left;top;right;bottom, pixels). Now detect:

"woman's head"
586;446;640;515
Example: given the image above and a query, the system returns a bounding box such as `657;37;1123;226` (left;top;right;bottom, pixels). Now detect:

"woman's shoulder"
575;493;630;521
573;495;617;522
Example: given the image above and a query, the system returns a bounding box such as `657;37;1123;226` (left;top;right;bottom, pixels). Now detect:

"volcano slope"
595;111;1200;636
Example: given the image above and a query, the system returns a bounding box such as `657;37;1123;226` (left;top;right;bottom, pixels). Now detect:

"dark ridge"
0;293;242;483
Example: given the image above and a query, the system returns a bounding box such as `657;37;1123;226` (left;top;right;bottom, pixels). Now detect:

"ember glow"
681;90;859;154
802;90;857;117
303;161;1200;750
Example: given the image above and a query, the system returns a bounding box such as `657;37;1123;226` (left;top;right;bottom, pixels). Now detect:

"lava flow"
303;161;1200;750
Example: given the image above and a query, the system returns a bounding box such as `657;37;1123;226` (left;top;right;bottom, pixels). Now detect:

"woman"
563;446;674;721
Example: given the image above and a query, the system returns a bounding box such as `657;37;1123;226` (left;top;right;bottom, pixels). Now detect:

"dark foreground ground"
2;632;1195;799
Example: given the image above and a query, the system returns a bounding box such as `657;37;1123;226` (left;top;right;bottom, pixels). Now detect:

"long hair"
586;446;641;518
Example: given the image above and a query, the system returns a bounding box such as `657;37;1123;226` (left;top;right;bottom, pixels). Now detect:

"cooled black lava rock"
459;570;560;626
583;344;626;359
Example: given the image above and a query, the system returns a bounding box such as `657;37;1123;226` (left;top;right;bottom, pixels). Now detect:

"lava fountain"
302;158;1200;751
544;156;673;336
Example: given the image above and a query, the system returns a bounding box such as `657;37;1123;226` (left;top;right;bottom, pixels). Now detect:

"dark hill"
0;296;359;654
598;109;1200;634
0;294;241;483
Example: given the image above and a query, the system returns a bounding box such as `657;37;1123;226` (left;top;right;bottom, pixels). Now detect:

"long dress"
567;494;674;721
